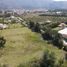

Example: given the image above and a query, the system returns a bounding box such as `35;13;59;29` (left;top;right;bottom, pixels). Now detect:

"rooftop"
58;28;67;35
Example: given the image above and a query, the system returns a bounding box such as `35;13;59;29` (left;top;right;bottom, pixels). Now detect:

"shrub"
65;53;67;60
30;60;40;67
52;33;63;49
0;64;8;67
0;36;6;48
41;27;53;40
56;59;64;67
40;50;56;67
48;22;60;28
33;23;41;33
28;21;35;29
2;64;8;67
63;46;67;51
17;64;25;67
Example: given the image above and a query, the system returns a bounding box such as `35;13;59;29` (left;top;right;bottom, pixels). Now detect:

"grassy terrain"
0;23;65;67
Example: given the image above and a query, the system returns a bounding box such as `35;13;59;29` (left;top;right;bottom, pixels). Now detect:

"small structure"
58;28;67;46
46;20;52;23
10;16;15;19
0;23;8;29
58;23;66;29
56;11;62;15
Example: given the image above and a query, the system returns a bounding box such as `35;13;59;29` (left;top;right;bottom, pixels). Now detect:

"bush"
56;58;64;67
41;27;53;40
2;64;8;67
40;50;56;67
28;21;35;29
33;23;41;33
17;64;25;67
63;46;67;51
0;64;8;67
48;22;60;28
0;36;6;48
30;60;40;67
65;53;67;60
52;33;63;49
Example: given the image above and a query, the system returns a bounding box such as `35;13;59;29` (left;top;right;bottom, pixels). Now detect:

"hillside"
0;23;64;67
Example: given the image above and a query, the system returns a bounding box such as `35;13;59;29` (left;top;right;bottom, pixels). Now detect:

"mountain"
0;0;67;9
50;1;67;9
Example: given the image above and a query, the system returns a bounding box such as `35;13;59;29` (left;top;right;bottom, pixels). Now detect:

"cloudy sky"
0;0;67;9
54;0;67;1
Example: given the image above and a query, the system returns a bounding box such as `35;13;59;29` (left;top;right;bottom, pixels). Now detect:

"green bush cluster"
0;36;6;48
28;21;41;33
28;21;63;49
17;50;65;67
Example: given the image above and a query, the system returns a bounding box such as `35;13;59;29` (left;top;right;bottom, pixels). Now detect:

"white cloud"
54;0;67;1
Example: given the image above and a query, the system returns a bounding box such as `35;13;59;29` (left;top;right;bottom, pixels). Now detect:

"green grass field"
0;23;65;67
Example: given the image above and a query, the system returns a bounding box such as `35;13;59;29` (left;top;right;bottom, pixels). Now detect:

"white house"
0;23;8;29
46;20;52;23
58;28;67;46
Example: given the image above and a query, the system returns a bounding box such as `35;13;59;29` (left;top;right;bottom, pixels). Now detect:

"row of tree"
28;21;41;33
27;21;63;49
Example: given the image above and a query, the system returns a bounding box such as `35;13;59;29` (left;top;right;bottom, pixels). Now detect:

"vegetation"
17;50;65;67
22;14;67;23
0;13;66;67
63;46;67;51
40;50;56;67
0;36;6;48
0;23;64;67
52;32;63;49
28;21;41;33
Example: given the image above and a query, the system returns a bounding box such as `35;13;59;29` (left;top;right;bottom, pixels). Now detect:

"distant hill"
50;1;67;9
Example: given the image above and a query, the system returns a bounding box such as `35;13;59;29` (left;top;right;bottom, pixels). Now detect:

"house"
58;28;67;46
0;23;8;29
46;20;52;23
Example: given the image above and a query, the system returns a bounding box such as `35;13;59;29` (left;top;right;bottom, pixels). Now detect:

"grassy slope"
0;24;64;67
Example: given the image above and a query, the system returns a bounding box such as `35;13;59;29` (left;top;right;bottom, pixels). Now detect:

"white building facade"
58;28;67;46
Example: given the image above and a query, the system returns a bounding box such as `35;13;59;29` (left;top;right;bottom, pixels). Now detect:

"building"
0;23;8;29
46;20;52;23
58;28;67;46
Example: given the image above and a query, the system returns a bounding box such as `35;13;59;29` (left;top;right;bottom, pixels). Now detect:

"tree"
33;23;41;33
0;36;6;48
28;21;35;29
41;27;53;40
52;33;63;49
56;59;64;67
40;50;56;67
48;22;60;28
63;46;67;51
